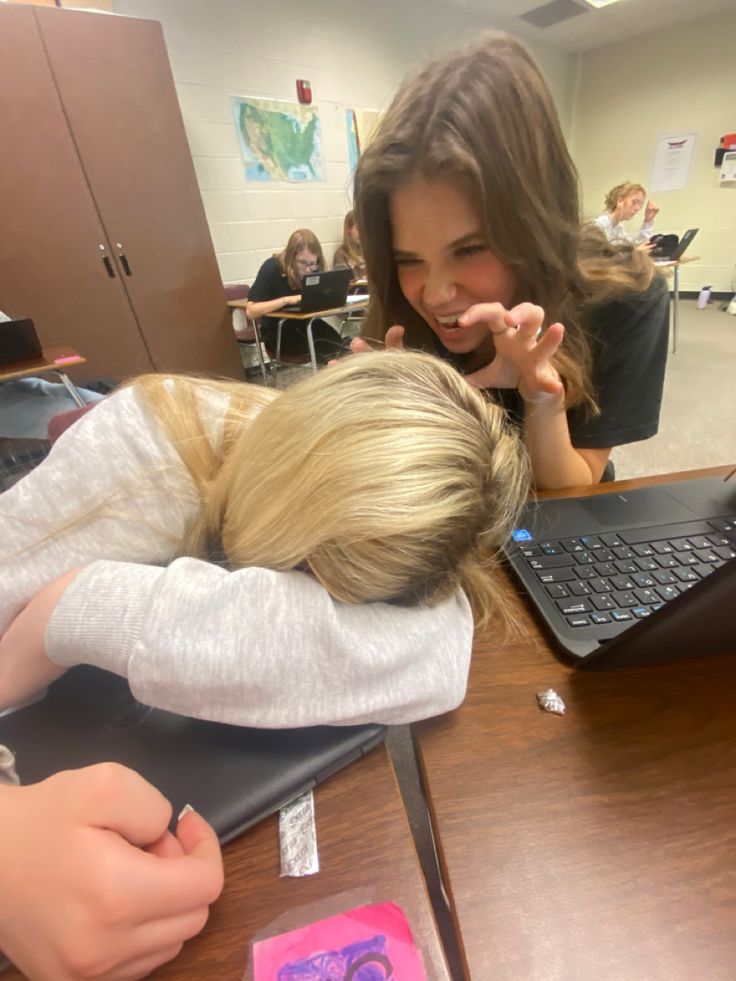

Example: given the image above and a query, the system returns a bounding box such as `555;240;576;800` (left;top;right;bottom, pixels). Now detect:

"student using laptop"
246;228;344;362
593;181;660;247
0;763;223;980
352;34;669;490
0;351;527;723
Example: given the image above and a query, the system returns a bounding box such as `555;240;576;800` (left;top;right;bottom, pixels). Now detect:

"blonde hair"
604;181;646;213
277;228;325;291
135;352;529;629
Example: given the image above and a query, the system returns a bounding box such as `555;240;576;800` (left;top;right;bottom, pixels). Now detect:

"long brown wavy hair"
354;32;655;412
277;228;325;291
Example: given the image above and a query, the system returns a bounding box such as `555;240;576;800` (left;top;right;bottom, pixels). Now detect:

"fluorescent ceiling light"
584;0;623;8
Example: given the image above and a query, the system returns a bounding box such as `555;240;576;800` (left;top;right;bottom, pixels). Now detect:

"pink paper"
252;901;427;980
53;356;80;364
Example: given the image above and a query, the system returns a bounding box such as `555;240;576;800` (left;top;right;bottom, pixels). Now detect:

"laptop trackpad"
579;485;699;529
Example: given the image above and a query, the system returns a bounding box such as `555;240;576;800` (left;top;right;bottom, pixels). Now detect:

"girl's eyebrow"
393;232;486;259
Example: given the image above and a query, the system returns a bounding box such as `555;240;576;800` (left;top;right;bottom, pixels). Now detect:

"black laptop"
0;317;43;366
0;666;386;843
282;267;352;314
505;474;736;669
653;227;698;261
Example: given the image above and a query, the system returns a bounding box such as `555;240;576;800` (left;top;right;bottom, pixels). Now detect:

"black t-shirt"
248;255;293;342
435;276;670;450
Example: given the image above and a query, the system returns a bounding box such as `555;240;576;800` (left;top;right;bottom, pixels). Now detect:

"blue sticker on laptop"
512;528;533;542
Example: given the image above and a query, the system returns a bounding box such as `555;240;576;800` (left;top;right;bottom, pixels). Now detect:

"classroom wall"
570;10;736;293
112;0;573;286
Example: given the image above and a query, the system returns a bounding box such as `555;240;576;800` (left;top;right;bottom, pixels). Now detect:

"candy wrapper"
536;688;566;715
279;790;319;878
252;901;427;980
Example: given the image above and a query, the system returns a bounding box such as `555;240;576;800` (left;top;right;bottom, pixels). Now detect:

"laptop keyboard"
515;516;736;630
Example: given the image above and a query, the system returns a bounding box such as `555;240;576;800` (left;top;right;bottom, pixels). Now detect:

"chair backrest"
224;283;250;302
47;403;96;443
224;283;257;342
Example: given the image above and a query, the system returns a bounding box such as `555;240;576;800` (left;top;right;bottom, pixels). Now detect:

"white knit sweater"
0;385;472;728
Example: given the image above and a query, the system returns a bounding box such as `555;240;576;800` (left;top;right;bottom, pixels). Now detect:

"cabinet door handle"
99;243;116;278
116;243;132;276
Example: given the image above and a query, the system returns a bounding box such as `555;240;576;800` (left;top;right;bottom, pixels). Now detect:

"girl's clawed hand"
461;302;565;404
350;324;405;355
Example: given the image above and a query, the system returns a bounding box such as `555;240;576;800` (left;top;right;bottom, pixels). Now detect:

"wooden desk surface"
654;254;700;271
3;743;449;980
416;466;736;981
226;299;368;319
0;347;85;383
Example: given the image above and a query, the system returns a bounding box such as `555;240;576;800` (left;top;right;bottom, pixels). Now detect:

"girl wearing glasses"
246;228;344;363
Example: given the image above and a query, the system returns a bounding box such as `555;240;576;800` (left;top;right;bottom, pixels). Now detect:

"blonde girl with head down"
0;350;528;726
353;32;669;490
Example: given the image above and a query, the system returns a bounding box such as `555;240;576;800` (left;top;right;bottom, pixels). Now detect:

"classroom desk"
226;299;369;376
276;300;369;374
654;255;699;355
1;742;449;980
0;346;87;407
415;465;736;981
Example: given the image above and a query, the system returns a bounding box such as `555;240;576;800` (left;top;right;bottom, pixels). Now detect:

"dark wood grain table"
415;466;736;981
6;742;449;979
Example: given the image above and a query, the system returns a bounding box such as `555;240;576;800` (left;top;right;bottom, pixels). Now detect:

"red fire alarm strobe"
296;79;312;105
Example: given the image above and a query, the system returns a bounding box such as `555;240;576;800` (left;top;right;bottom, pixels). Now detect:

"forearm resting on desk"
245;295;301;319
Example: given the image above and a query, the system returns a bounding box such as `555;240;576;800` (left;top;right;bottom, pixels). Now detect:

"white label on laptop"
279;790;319;877
305;275;319;286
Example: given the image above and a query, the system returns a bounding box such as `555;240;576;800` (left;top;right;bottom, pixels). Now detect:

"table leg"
306;318;318;374
53;370;86;408
672;263;679;354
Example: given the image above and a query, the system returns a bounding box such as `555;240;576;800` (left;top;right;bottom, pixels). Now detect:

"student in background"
352;33;668;490
0;763;223;980
246;228;343;363
594;181;660;246
333;210;367;280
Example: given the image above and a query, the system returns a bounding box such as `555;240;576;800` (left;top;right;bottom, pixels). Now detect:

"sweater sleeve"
46;558;473;727
0;385;206;636
635;220;654;245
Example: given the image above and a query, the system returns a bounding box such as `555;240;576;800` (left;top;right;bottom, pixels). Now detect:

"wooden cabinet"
0;4;242;383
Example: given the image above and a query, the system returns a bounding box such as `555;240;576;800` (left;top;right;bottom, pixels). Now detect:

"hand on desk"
281;294;302;308
0;568;82;710
0;764;223;980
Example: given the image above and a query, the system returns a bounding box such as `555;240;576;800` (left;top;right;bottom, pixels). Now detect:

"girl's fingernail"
178;803;195;821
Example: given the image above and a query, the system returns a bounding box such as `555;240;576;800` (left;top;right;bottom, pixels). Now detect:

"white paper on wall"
649;132;697;192
719;151;736;188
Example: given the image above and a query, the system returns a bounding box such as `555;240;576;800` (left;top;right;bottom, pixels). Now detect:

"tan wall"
571;11;736;292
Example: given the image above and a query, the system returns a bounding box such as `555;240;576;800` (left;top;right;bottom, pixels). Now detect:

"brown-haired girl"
246;228;343;362
353;32;669;489
333;210;367;279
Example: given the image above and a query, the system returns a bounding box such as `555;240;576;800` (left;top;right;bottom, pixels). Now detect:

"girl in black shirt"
247;229;343;363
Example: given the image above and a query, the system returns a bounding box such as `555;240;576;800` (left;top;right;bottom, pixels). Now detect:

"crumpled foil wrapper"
536;688;566;715
279;789;319;878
